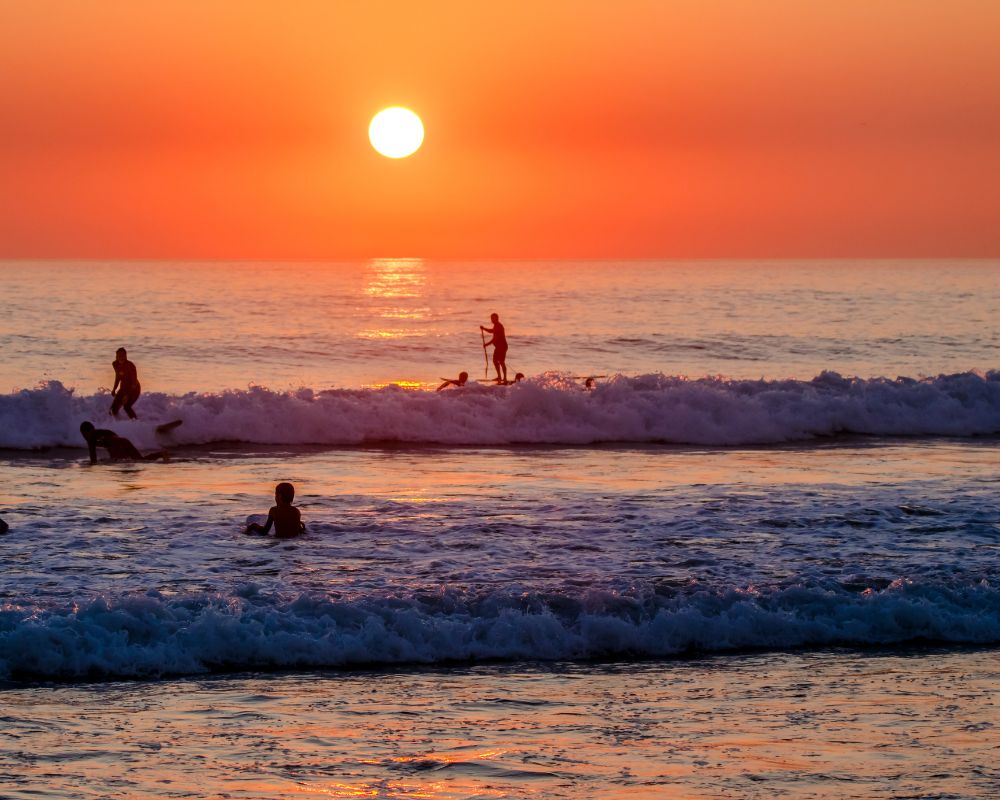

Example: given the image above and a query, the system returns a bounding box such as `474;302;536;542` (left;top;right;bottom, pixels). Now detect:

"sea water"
0;260;998;798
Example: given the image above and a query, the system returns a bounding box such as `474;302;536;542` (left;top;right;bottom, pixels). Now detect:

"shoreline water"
3;649;997;799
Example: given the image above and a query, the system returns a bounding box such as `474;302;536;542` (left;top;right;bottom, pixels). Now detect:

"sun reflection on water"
360;258;431;344
364;258;427;301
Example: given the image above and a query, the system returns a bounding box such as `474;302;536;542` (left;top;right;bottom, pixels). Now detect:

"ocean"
1;259;998;798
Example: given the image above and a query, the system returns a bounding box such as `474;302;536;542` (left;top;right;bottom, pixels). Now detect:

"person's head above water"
458;371;468;383
80;421;95;436
490;313;499;323
275;482;295;505
514;373;525;382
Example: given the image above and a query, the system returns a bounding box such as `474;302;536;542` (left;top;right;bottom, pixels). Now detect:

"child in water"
246;482;305;538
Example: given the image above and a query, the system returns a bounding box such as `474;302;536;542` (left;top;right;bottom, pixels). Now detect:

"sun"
369;107;424;159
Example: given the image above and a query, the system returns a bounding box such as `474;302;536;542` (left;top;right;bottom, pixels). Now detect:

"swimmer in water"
436;371;469;391
245;482;305;538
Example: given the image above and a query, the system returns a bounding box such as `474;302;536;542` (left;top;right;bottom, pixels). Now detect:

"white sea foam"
1;372;998;450
1;580;996;680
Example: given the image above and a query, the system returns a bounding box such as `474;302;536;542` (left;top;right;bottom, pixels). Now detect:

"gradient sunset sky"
2;1;998;258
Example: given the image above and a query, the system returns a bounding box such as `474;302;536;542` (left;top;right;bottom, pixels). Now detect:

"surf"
2;578;997;681
1;370;998;451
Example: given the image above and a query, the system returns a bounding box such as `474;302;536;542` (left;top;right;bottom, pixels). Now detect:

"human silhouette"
479;313;508;384
80;421;166;464
245;482;305;538
437;371;469;392
110;347;141;419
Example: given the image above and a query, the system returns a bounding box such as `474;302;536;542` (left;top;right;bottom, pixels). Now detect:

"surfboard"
244;514;268;534
0;518;8;535
155;419;183;434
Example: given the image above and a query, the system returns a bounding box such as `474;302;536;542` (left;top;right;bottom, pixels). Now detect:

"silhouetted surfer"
110;347;141;419
480;313;508;384
437;371;469;392
80;421;166;464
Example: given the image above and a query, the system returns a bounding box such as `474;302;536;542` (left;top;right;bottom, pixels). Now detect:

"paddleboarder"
480;313;508;384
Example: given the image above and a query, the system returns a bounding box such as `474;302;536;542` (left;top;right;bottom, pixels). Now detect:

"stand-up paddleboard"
155;419;183;434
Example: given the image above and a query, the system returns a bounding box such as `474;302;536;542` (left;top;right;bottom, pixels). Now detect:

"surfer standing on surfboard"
480;313;508;384
110;347;141;419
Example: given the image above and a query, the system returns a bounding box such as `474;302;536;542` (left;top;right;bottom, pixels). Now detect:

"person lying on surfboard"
79;421;167;464
480;313;508;384
436;371;469;392
245;482;305;538
110;347;141;419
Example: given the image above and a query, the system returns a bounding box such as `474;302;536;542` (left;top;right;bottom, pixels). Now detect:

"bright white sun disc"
369;107;424;158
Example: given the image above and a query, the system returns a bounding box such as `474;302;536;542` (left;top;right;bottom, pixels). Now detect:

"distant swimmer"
479;313;508;384
437;371;469;392
245;482;305;538
80;421;167;464
572;375;606;390
110;347;141;419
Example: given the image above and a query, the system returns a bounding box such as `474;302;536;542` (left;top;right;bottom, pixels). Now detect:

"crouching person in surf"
80;421;167;464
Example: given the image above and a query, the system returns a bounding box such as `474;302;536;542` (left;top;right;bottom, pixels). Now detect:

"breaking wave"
1;371;999;450
1;580;997;680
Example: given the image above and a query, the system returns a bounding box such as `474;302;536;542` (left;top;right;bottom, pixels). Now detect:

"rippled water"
2;651;997;799
1;260;998;798
2;259;997;393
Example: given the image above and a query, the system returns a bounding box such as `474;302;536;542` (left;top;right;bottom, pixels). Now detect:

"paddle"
481;327;488;379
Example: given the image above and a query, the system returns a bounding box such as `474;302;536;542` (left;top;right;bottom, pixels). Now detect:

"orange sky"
1;1;998;258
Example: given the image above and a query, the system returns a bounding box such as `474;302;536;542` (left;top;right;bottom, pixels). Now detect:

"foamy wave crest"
2;371;999;449
1;580;997;680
